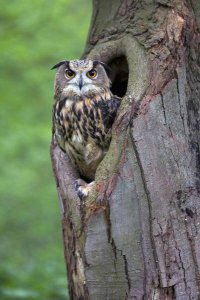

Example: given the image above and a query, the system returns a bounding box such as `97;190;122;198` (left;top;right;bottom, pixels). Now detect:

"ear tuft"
51;60;69;70
93;60;112;74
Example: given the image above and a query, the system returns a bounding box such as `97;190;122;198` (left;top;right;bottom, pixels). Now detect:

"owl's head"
52;59;111;99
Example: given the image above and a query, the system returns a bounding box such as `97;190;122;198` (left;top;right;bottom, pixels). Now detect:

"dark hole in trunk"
108;56;129;98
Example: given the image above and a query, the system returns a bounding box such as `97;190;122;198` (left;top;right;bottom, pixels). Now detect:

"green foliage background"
0;1;91;299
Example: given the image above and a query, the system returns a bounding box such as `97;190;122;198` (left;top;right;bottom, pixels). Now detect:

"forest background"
0;1;91;299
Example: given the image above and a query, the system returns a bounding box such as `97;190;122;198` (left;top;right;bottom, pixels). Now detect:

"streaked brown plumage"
52;59;121;197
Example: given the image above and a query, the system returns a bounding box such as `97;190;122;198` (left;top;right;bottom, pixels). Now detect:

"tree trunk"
51;0;200;299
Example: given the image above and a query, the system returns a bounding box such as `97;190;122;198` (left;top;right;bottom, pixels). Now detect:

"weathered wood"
51;0;200;299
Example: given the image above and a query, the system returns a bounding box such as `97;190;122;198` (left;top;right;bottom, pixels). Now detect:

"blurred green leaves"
0;0;91;299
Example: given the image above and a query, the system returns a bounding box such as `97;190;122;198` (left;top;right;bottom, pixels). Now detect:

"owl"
52;59;121;198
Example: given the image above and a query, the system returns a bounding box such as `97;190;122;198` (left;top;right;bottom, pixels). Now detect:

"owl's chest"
54;97;114;180
60;98;110;149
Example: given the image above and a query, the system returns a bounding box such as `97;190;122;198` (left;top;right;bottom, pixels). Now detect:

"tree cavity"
108;56;129;98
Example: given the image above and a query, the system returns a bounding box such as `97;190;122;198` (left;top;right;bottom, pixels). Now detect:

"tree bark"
51;0;200;299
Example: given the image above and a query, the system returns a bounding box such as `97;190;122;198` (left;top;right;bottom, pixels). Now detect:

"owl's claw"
74;179;95;200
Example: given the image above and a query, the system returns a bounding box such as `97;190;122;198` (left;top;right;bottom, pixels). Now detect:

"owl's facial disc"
54;59;111;99
63;68;99;97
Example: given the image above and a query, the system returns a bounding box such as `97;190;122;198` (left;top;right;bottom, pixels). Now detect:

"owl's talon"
74;179;89;199
74;179;95;200
74;180;80;190
77;189;88;200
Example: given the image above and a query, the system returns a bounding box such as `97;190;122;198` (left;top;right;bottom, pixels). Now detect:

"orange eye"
65;69;75;78
87;69;97;79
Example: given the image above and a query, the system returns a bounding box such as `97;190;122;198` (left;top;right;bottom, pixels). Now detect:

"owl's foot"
74;179;95;200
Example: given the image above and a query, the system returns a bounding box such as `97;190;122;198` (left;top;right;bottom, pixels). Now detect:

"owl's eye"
65;69;75;78
87;69;97;79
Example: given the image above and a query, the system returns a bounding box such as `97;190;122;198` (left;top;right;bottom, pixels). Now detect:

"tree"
51;0;200;299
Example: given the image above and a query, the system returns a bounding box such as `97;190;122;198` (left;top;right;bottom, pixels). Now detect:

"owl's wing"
54;124;66;152
98;94;121;130
53;104;66;152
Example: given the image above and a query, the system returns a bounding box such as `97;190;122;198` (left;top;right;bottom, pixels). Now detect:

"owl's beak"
78;76;83;90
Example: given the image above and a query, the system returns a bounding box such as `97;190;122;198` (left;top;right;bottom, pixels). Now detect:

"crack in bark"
176;82;186;139
130;131;158;297
160;92;167;125
104;203;117;267
184;216;200;295
105;200;131;295
154;217;173;288
176;243;188;297
123;253;131;297
168;145;182;186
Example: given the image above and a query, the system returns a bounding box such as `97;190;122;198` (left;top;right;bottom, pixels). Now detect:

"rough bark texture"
51;0;200;299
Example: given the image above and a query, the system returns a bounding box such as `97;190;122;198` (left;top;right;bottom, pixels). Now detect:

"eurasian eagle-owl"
52;59;121;198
